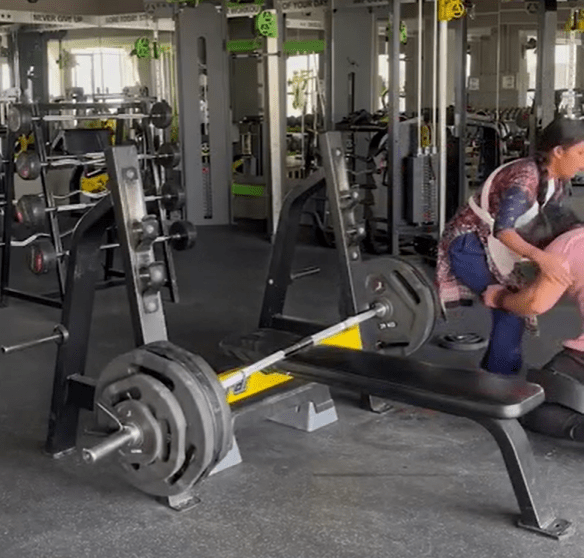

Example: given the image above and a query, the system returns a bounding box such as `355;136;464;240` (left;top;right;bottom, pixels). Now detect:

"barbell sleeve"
1;325;68;354
221;302;389;391
81;424;142;465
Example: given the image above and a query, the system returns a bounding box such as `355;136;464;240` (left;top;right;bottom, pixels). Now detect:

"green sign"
131;38;172;59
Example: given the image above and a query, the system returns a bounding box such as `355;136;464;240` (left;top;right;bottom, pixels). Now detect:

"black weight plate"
156;142;181;169
15;151;42;181
150;100;173;129
8;106;33;135
96;369;188;496
356;256;437;356
437;333;488;352
15;194;46;231
96;348;215;496
26;239;57;275
168;220;197;251
161;182;186;211
129;348;220;493
145;341;234;467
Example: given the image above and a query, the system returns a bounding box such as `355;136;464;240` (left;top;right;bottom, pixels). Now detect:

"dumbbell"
26;220;197;275
15;183;185;231
8;100;173;136
14;143;181;181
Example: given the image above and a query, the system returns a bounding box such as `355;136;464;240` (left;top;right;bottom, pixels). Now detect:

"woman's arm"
496;229;571;285
484;274;569;316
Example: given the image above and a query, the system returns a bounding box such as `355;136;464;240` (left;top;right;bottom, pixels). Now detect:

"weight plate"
356;256;438;356
156;142;181;169
150;100;173;129
96;367;189;497
168;220;197;251
26;239;57;275
15;151;42;181
111;347;220;495
15;194;46;231
161;182;186;212
437;333;488;352
8;106;33;136
145;341;234;468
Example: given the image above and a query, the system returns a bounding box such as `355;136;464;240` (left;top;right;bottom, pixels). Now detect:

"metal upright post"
438;14;448;236
104;145;169;346
387;0;402;255
454;15;468;210
265;7;287;238
0;133;15;307
175;4;232;225
535;0;557;130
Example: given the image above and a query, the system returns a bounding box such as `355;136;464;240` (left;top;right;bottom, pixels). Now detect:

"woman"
436;117;584;376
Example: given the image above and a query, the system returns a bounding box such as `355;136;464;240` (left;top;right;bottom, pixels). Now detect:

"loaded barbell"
8;100;173;136
79;301;391;497
27;220;197;275
15;183;186;231
15;142;181;181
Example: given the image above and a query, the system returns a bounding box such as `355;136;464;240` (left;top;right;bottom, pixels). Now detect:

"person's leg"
448;233;524;375
522;403;584;441
480;309;525;375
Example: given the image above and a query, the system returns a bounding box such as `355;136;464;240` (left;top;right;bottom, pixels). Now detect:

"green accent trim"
283;39;326;55
232;183;265;197
226;0;263;6
227;39;263;52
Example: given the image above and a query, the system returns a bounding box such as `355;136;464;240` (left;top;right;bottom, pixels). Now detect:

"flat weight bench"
222;329;573;539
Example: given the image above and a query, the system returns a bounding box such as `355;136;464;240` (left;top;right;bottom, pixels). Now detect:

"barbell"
27;220;197;275
15;183;186;231
15;142;181;181
80;301;390;496
8;100;173;136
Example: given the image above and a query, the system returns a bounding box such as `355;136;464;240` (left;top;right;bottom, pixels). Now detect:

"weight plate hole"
161;420;171;462
169;445;195;484
392;271;421;305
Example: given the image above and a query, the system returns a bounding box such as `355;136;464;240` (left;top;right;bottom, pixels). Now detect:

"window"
377;53;406;112
525;37;579;105
0;59;10;91
48;42;140;99
286;54;321;118
70;48;138;97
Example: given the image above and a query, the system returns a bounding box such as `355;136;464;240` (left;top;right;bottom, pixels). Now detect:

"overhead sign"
286;19;324;29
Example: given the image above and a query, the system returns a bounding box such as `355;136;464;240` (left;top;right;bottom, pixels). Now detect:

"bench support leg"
476;417;573;539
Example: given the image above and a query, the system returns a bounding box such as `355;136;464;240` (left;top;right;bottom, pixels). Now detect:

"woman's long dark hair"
534;117;584;204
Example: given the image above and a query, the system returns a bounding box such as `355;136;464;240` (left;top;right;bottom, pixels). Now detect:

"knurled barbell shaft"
221;302;389;391
81;424;142;465
25;152;171;168
33;194;172;214
43;233;185;259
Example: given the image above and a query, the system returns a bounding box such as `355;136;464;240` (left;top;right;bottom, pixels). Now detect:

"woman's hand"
482;285;508;309
533;251;572;286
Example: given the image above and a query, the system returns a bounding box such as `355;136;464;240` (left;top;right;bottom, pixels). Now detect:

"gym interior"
1;0;584;556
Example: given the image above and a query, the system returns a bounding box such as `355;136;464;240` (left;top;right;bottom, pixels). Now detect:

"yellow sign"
438;0;466;22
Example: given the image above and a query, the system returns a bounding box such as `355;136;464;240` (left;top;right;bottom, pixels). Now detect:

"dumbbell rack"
0;101;180;309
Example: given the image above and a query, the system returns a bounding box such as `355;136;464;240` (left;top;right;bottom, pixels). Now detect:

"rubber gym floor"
2;210;584;558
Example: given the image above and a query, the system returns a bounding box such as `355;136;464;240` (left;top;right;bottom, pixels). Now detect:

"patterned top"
435;158;568;311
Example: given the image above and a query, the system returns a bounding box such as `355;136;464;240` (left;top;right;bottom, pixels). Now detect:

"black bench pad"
221;329;544;420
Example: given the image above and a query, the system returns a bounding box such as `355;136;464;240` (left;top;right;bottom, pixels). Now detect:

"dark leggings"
448;233;525;376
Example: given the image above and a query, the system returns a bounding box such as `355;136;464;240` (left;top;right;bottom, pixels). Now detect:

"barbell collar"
81;423;142;465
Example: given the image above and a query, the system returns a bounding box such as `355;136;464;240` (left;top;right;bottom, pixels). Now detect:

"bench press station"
3;134;572;539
